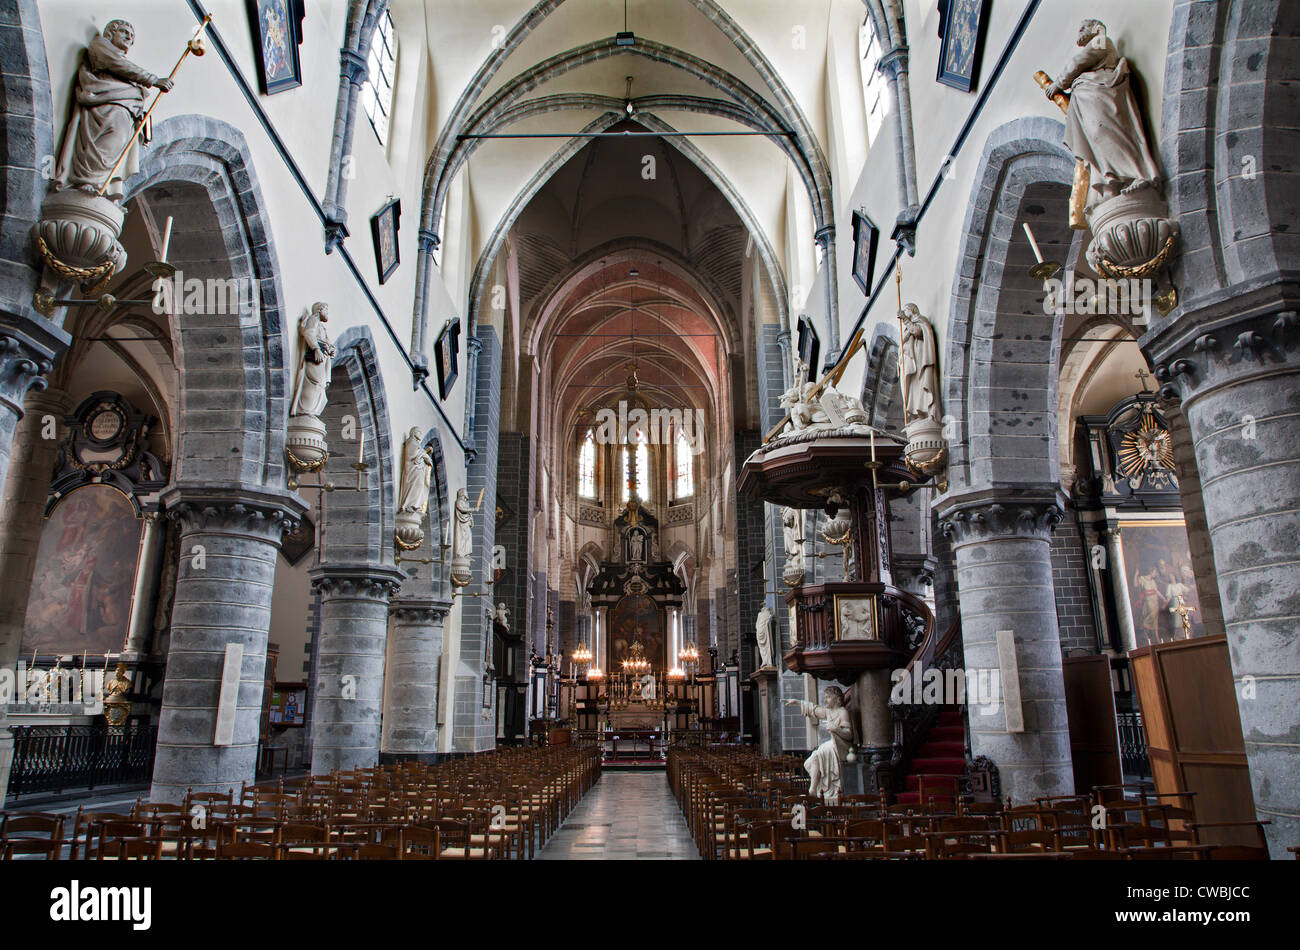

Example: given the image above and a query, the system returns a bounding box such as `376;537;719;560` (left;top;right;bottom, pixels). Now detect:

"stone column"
308;564;404;773
0;329;58;497
813;225;840;364
1104;523;1138;650
938;492;1073;803
382;597;452;759
1149;307;1300;855
0;385;68;800
149;486;305;803
123;511;166;656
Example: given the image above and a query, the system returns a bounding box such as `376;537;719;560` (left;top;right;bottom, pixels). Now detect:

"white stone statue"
493;602;510;630
899;303;940;425
1044;19;1162;212
781;506;805;585
452;488;475;563
755;604;775;668
290;303;336;419
838;598;874;640
778;376;870;436
640;672;656;702
397;427;432;515
784;686;854;805
53;20;174;202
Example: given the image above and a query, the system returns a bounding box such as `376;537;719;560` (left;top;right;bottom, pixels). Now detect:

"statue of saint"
53;20;174;202
493;603;510;630
899;303;940;424
755;604;774;668
628;530;645;562
640;672;656;702
290;303;336;419
452;488;475;563
781;507;804;572
785;686;854;805
397;427;432;515
1043;19;1162;212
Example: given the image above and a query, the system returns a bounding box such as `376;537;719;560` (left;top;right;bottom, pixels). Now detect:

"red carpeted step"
923;741;965;755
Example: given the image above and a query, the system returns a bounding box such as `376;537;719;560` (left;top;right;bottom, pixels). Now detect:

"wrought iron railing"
1116;710;1151;780
6;717;155;798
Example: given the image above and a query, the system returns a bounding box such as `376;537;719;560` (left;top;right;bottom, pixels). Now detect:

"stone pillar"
1148;308;1300;855
149;487;305;803
938;492;1074;802
309;564;404;773
0;385;68;801
1104;523;1138;650
382;598;452;759
124;511;166;656
0;331;58;510
813;225;840;364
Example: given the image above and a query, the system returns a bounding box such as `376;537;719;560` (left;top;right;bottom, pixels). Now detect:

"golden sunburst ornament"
1117;409;1174;481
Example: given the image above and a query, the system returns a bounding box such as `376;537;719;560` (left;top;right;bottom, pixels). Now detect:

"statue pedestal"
748;666;782;756
286;414;328;470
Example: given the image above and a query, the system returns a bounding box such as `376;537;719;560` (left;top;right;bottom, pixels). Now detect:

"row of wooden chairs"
0;745;601;860
667;744;1273;860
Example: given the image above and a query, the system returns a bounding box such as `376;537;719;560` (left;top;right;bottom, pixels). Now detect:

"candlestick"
161;215;174;263
1023;223;1044;264
357;429;365;464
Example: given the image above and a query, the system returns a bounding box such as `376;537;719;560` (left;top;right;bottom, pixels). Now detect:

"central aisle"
537;770;699;860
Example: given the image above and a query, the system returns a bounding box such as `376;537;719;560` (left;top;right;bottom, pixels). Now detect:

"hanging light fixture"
621;638;651;675
573;640;592;665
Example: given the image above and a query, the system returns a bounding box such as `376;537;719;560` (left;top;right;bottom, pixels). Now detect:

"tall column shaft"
1150;308;1300;855
382;598;451;757
309;564;403;773
939;494;1073;803
149;487;305;803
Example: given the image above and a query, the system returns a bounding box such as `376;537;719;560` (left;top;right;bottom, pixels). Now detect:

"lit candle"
870;427;876;460
357;430;365;464
1023;223;1045;264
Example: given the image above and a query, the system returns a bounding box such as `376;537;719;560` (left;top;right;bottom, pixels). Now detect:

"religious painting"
834;595;878;641
370;197;401;284
937;0;991;93
851;210;880;295
21;485;143;658
1119;520;1204;649
609;594;664;672
434;318;461;400
247;0;304;95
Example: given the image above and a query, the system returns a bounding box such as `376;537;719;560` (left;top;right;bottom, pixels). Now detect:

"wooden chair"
1187;820;1271;860
0;812;66;860
217;840;277;860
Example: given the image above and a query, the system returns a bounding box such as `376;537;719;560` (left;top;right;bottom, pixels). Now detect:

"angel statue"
784;685;854;805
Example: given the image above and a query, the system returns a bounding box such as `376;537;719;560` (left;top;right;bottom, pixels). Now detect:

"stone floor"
537;770;698;860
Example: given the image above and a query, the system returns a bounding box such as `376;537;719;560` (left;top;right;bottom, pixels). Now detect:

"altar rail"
6;717;155;799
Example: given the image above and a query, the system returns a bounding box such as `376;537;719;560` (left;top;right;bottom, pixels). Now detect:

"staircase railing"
888;615;965;801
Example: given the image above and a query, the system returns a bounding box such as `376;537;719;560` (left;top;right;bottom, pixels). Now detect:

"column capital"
418;228;441;253
310;563;406;600
1145;304;1299;407
340;47;369;84
0;325;64;416
389;596;454;621
161;484;308;543
814;225;836;246
877;45;910;78
936;488;1066;546
467;335;484;356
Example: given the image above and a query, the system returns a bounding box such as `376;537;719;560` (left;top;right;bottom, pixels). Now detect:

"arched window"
859;14;890;145
674;429;694;498
578;429;596;498
622;431;649;502
363;10;398;146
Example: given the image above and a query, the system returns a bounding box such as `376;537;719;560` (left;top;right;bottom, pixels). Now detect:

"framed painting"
247;0;305;96
21;485;144;658
434;318;461;400
370;197;401;284
796;316;820;377
851;210;880;295
1118;519;1204;650
936;0;991;93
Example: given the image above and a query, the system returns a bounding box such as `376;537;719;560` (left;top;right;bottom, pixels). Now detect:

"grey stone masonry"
455;326;501;752
1049;505;1100;655
150;486;307;803
308;564;404;773
938;491;1074;803
382;600;451;757
1146;304;1300;857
